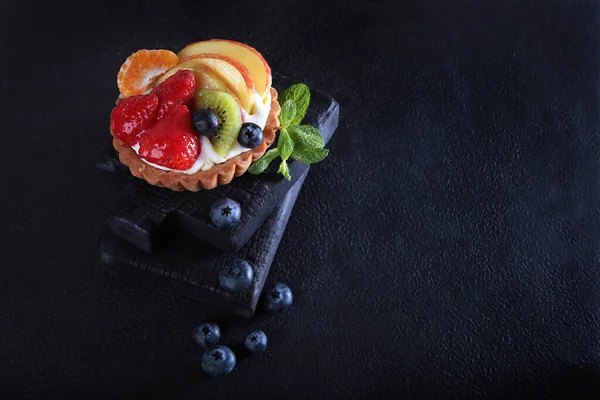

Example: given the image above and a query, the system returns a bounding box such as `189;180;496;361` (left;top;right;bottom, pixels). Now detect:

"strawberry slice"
110;94;159;146
151;70;195;119
138;104;200;170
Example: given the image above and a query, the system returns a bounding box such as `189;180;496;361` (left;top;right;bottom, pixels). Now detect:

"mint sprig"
279;100;297;127
278;128;294;160
247;83;329;180
288;125;324;149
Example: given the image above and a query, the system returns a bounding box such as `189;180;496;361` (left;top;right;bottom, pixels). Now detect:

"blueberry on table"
193;109;219;137
219;259;254;293
237;123;264;148
192;322;220;347
202;345;236;378
210;198;241;228
263;283;293;313
243;329;267;354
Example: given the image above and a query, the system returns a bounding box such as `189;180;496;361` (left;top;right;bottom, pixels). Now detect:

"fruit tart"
109;39;281;191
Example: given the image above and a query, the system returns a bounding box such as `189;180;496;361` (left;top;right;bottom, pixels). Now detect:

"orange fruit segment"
117;49;179;98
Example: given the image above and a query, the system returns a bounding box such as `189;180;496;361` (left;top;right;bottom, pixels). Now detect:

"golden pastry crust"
112;88;280;191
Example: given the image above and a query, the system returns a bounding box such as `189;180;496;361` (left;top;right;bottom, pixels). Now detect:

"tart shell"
112;88;280;191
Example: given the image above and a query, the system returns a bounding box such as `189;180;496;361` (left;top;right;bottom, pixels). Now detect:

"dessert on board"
110;40;280;191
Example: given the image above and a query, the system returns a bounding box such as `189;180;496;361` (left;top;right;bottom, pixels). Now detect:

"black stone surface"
100;78;339;254
3;0;600;399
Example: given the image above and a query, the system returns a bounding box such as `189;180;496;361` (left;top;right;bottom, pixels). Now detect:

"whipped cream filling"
133;91;272;174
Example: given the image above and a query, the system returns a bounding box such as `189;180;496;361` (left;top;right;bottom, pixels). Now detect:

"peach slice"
154;60;249;115
177;40;272;99
155;60;227;91
180;53;255;93
187;57;254;113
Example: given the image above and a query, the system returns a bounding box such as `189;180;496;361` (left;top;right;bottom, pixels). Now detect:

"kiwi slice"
195;90;242;157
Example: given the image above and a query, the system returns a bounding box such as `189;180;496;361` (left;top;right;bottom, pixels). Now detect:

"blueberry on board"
243;329;267;354
192;323;220;347
210;198;241;229
219;259;254;293
263;283;293;313
237;123;264;148
193;109;219;137
202;345;236;378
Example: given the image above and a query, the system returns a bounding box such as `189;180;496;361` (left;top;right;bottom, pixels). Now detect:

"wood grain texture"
96;80;339;316
98;170;307;317
99;76;339;253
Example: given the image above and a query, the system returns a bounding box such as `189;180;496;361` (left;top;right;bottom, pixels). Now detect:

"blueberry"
192;322;220;347
219;259;254;293
243;329;267;354
193;109;219;137
263;283;293;313
210;198;241;229
201;345;236;378
237;123;264;148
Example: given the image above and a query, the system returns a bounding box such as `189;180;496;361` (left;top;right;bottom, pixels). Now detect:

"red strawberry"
151;70;195;119
110;94;159;146
138;104;200;170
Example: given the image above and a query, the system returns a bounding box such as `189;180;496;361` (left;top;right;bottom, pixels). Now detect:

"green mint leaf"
277;159;291;180
277;128;294;160
279;100;297;128
248;148;280;174
291;148;329;164
280;83;310;125
288;124;324;150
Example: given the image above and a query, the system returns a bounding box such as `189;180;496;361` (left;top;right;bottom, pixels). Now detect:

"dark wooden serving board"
96;79;339;316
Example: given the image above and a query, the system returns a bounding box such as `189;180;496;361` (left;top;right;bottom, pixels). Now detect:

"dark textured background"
2;0;600;398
